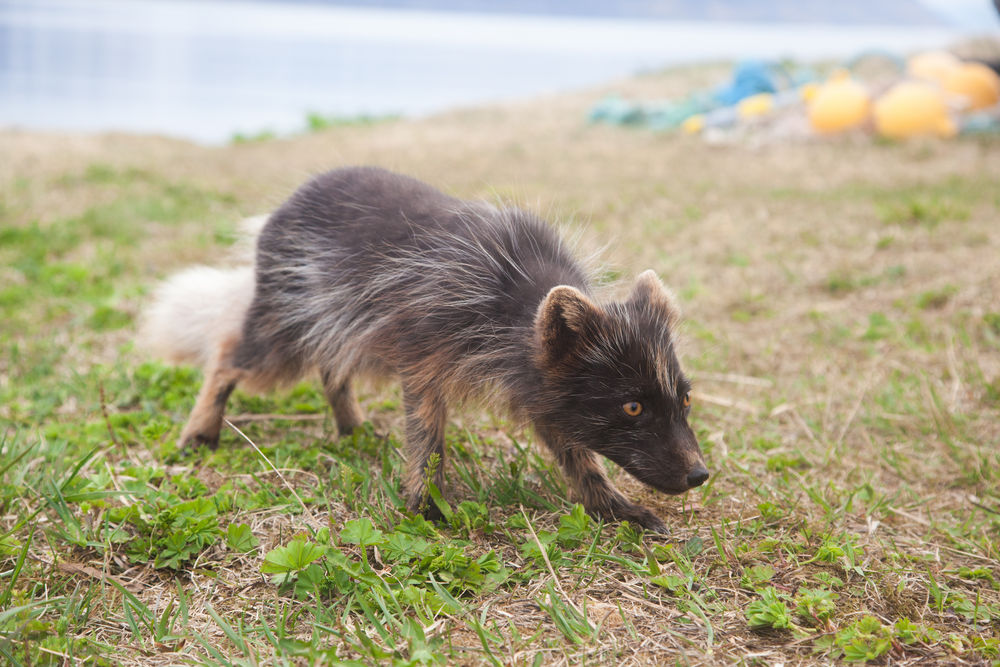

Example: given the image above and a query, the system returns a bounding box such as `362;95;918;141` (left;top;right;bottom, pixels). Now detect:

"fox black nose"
687;465;709;488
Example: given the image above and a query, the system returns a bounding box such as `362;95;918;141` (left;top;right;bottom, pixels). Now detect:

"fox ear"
535;285;600;364
628;269;681;326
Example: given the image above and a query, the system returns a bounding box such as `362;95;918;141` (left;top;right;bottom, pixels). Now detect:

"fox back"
238;167;588;410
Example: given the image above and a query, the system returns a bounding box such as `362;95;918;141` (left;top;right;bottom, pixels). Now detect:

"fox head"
532;270;708;494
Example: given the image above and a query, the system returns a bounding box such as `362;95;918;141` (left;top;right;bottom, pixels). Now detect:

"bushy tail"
139;216;266;369
139;265;255;368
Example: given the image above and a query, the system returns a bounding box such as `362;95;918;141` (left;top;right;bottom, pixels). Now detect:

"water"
0;0;962;144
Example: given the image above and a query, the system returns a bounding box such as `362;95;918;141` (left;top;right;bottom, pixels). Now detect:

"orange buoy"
873;81;956;139
944;62;1000;110
908;51;961;86
808;74;870;133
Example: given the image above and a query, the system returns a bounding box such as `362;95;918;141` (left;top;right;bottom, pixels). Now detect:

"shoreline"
1;0;965;142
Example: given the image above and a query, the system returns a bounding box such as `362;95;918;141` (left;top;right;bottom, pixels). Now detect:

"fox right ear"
535;285;600;364
628;269;681;328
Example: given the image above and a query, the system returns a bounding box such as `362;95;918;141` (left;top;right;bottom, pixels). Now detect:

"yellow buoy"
808;77;870;133
738;93;775;118
873;81;956;139
944;62;1000;110
681;114;705;134
908;51;961;86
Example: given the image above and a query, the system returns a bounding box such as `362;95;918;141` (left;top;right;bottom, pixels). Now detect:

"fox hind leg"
321;370;365;436
178;335;246;449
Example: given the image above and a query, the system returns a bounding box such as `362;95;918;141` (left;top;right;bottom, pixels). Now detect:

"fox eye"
623;401;643;417
682;393;691;408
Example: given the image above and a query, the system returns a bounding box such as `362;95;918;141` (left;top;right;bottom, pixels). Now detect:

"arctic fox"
142;166;708;532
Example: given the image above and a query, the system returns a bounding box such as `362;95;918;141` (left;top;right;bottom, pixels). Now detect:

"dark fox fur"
142;166;708;533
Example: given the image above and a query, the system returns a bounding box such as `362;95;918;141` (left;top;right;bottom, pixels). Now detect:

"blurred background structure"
1;0;996;143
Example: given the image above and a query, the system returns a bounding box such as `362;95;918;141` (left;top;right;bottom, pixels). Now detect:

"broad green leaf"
340;518;385;547
225;523;259;553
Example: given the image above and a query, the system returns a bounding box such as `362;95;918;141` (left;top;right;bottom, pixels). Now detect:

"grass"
1;64;999;665
231;112;400;144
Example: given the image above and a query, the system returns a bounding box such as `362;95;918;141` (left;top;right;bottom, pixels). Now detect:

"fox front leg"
400;380;448;521
550;441;668;534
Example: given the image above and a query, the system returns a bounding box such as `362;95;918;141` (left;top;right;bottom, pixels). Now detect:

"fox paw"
592;502;667;535
405;493;445;523
621;506;668;535
421;502;445;523
178;430;220;450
